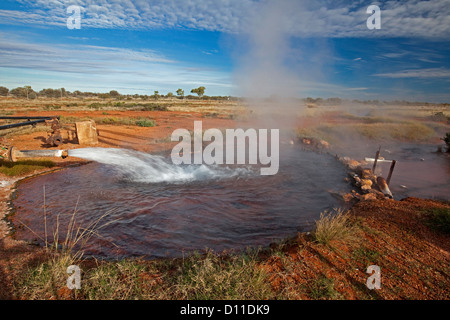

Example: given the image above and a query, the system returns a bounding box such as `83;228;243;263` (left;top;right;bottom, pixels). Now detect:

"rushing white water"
68;148;254;183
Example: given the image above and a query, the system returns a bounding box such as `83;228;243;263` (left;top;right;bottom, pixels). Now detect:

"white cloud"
0;34;232;94
3;0;448;38
373;68;450;78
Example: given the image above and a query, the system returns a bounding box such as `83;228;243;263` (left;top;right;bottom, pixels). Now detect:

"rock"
318;139;329;149
360;193;377;201
376;177;393;198
361;168;375;180
361;185;372;193
341;157;360;169
300;137;329;150
367;188;386;199
361;179;373;187
342;193;356;202
345;160;360;170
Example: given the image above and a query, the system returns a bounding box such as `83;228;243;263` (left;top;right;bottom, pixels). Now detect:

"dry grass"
74;249;274;300
313;208;358;246
13;195;119;299
169;250;273;300
316;121;436;142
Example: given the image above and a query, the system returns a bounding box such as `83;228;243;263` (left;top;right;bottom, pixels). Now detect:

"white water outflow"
13;146;352;259
68;148;254;183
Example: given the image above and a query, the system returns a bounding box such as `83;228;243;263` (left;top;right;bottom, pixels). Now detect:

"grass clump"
0;159;55;176
352;247;381;265
171;250;273;300
423;208;450;234
135;118;156;127
313;208;357;246
14;196;118;300
308;276;341;300
138;103;168;111
81;260;159;300
87;102;111;109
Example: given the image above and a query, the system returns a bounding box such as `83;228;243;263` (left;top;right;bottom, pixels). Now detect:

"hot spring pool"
11;147;351;259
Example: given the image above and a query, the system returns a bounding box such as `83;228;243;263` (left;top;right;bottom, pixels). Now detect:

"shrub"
135;118;156;127
313;208;357;245
441;132;450;151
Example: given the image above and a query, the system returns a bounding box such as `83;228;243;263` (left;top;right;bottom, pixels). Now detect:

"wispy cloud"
373;68;450;79
0;33;232;94
0;37;175;73
2;0;448;38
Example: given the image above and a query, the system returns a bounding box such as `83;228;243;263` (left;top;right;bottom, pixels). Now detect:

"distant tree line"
0;85;447;106
304;96;449;107
0;85;240;101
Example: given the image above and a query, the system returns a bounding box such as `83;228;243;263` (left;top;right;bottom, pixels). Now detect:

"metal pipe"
377;176;393;199
372;150;380;172
0;116;59;120
0;116;60;130
8;146;68;162
0;119;47;130
386;160;397;185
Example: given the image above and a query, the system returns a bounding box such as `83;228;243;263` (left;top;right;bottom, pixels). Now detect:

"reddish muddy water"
10;143;449;259
11;147;351;259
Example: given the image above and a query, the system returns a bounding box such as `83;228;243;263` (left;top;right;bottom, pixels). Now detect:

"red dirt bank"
261;197;449;300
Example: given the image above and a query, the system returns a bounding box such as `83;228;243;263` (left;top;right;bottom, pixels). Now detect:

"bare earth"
0;99;449;299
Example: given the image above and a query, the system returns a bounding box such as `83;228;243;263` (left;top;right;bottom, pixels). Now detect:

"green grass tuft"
309;276;341;300
0;159;55;176
423;208;450;234
135;118;156;127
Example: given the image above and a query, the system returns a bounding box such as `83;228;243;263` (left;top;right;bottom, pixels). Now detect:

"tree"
0;86;9;96
176;88;184;98
191;86;205;97
24;86;32;99
154;90;160;100
10;86;29;98
109;90;120;97
40;88;63;98
167;92;174;98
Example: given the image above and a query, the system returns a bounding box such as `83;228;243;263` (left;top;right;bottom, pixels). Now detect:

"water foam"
68;148;253;183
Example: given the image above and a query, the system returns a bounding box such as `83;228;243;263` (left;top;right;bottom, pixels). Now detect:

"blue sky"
0;0;449;102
